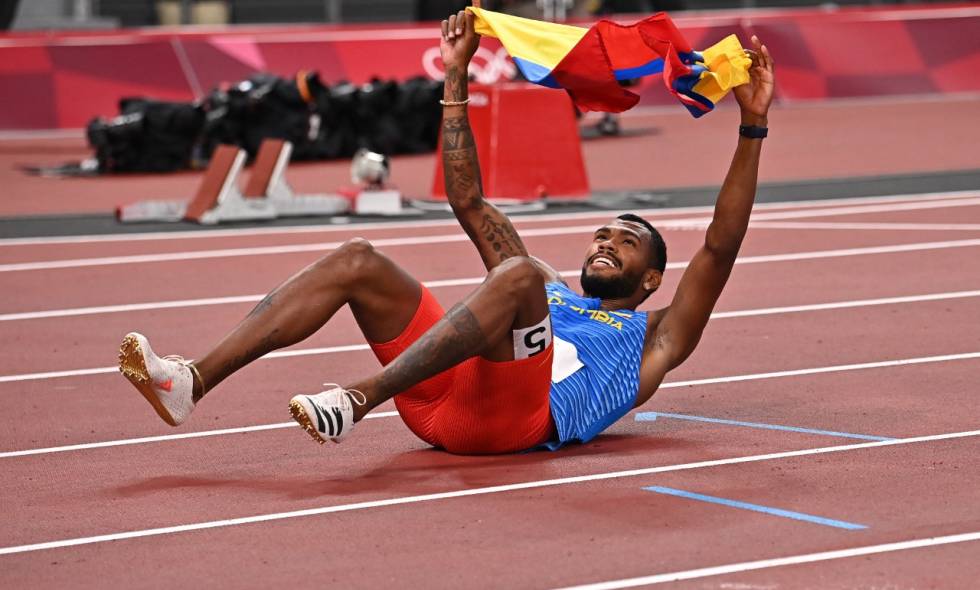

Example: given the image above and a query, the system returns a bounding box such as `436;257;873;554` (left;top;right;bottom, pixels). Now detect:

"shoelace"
322;383;367;406
165;355;207;398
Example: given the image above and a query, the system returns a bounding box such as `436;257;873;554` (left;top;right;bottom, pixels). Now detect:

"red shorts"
369;286;555;455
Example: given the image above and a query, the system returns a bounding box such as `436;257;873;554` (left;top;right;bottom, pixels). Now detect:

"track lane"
789;203;980;226
1;195;977;589
657;540;980;590
1;225;977;314
4;239;980;375
1;434;977;589
1;296;978;457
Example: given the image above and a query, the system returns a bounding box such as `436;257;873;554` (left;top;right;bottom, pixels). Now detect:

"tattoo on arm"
375;302;486;396
442;64;528;267
442;115;483;203
246;291;276;318
479;214;526;261
442;64;484;207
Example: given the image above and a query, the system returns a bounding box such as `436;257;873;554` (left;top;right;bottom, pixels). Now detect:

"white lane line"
656;195;980;232
750;221;980;231
733;196;980;222
553;531;980;590
658;352;980;390
4;284;980;382
3;351;978;458
0;274;501;321
4;198;980;273
2;190;977;248
0;411;399;459
1;428;977;556
0;343;375;383
5;236;980;320
0;294;268;321
720;237;980;265
709;289;980;320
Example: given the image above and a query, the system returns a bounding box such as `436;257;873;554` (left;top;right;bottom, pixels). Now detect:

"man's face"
580;220;653;300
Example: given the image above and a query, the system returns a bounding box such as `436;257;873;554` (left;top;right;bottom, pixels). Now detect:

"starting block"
243;140;349;218
182;146;276;224
116;140;349;224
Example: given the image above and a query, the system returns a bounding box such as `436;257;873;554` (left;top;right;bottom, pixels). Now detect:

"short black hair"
617;213;667;272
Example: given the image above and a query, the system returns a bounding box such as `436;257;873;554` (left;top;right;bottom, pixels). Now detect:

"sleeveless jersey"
542;282;648;450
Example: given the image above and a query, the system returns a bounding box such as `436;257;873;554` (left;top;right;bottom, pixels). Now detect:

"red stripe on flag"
598;13;692;71
551;26;639;113
550;13;701;113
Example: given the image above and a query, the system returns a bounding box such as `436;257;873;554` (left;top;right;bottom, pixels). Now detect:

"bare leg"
191;239;421;401
348;256;549;421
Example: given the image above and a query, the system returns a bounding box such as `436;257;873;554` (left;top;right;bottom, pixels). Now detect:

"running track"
1;191;979;588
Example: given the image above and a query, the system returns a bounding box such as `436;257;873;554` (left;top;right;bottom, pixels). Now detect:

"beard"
580;266;643;300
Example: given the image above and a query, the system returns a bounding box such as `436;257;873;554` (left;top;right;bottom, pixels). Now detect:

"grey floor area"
1;169;978;239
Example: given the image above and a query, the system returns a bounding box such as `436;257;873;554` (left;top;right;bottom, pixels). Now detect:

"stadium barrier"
1;4;978;131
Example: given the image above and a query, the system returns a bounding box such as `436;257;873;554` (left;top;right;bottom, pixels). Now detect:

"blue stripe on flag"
512;57;561;88
613;58;665;80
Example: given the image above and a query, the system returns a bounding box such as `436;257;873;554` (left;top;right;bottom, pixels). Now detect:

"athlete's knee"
337;237;375;259
488;256;544;295
316;238;382;282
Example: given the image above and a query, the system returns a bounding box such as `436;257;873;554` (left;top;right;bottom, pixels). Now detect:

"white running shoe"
118;332;198;426
289;385;366;445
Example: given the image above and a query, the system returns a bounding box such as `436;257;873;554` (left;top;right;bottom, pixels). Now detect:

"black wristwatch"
739;125;768;139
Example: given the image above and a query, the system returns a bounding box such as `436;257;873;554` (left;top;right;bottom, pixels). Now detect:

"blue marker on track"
635;412;894;441
644;486;868;530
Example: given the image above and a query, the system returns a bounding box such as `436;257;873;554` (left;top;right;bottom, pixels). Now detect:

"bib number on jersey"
513;315;552;360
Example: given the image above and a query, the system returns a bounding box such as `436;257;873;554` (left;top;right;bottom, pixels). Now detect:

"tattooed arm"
440;9;533;272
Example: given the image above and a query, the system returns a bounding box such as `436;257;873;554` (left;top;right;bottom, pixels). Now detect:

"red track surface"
1;189;979;588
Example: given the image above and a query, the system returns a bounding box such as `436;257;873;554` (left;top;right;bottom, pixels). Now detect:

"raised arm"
649;36;775;373
440;9;529;271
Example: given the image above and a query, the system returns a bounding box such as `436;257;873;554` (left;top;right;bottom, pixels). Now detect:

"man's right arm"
441;10;531;272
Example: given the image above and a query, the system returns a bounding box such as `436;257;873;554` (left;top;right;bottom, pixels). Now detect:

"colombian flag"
469;7;751;116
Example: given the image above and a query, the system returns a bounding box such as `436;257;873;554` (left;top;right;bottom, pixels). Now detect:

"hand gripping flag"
468;7;751;116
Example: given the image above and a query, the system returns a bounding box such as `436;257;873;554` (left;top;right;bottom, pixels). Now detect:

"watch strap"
739;125;768;139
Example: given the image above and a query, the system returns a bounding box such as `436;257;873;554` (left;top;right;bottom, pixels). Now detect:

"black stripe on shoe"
309;398;331;436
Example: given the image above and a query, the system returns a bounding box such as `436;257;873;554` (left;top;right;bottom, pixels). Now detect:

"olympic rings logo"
422;46;517;85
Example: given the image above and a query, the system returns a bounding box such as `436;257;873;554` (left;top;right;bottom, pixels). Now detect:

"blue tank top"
541;282;648;450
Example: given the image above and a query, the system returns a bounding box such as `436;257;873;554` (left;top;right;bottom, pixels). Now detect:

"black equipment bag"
86;99;205;172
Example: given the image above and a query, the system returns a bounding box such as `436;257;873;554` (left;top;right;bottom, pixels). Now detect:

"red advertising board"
0;4;977;130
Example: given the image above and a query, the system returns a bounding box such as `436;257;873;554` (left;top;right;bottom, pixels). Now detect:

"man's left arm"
644;37;775;381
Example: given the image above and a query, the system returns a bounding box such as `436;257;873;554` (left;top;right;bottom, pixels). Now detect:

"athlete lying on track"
118;12;775;454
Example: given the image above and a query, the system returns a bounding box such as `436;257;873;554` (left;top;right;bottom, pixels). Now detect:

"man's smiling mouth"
590;254;619;269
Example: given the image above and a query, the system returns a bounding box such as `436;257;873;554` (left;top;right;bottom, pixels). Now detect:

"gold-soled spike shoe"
288;385;365;445
118;333;196;427
289;399;326;445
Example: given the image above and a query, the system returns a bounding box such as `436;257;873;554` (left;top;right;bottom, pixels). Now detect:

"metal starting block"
116;140;350;224
243;140;349;218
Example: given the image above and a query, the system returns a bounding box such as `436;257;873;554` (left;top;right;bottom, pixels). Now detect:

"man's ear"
643;269;662;293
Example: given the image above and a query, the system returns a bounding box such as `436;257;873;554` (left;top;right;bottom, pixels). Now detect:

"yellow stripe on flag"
693;35;752;105
468;7;588;71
